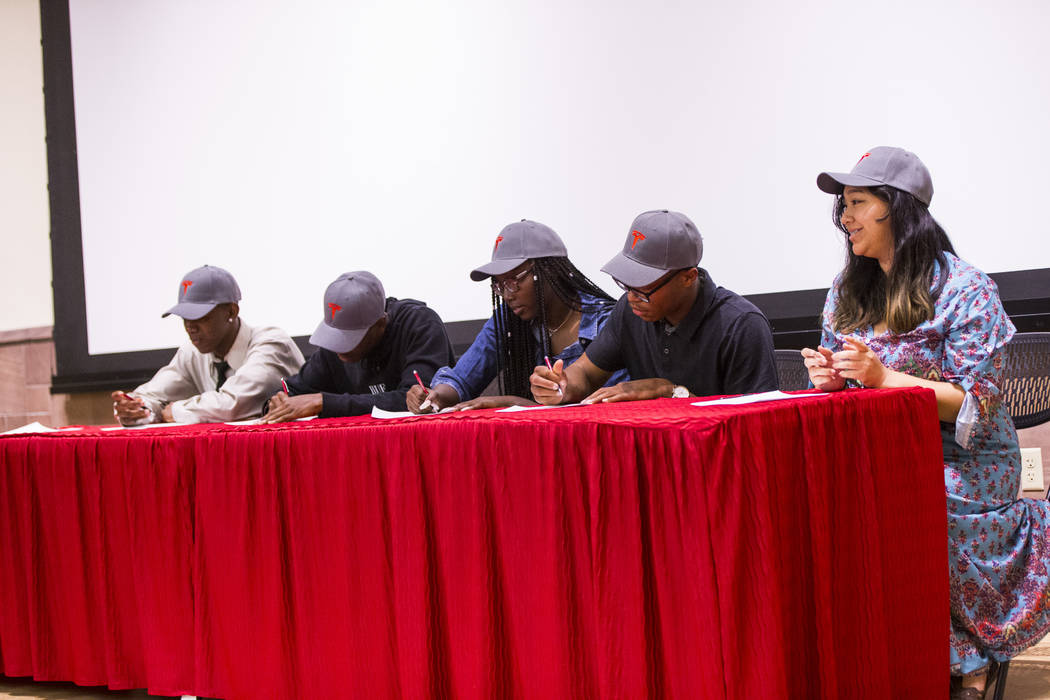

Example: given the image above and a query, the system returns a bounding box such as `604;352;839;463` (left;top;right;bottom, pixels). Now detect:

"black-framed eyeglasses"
614;268;691;303
491;266;534;296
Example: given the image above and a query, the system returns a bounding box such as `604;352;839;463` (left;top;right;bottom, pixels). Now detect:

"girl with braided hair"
406;220;627;412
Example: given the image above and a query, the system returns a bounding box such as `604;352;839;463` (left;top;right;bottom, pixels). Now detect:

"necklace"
547;308;578;335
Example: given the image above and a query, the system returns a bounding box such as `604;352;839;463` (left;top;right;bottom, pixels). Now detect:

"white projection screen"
60;0;1050;358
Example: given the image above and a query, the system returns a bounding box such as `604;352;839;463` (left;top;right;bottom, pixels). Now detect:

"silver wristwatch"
671;385;690;399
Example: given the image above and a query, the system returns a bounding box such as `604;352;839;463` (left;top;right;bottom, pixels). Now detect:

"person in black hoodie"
263;271;454;421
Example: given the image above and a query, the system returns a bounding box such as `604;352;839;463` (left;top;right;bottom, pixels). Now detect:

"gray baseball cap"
470;219;568;281
817;146;934;205
162;265;242;320
309;271;387;354
601;210;703;287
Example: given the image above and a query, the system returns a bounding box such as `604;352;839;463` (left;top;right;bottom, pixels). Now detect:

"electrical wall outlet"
1020;448;1044;492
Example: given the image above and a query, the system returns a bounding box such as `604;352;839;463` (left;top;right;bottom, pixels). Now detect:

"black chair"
989;332;1050;700
1000;332;1050;431
774;349;809;392
1000;331;1050;502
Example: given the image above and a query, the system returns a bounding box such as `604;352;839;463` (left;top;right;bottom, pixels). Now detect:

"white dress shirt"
127;320;304;424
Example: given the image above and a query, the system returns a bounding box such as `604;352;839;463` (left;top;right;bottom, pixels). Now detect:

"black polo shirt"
285;298;455;416
586;270;778;398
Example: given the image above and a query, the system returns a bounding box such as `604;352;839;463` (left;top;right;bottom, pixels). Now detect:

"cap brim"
161;302;218;320
816;171;886;195
600;252;668;288
469;257;527;282
309;321;369;354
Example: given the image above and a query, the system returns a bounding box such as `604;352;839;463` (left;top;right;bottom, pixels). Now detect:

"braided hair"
491;256;613;398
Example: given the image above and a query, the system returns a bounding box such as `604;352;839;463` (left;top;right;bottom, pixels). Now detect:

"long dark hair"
831;186;955;334
492;256;612;398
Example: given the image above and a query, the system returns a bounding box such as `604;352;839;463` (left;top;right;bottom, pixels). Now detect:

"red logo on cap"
493;235;504;253
181;280;193;295
327;302;342;321
857;152;871;164
630;230;646;249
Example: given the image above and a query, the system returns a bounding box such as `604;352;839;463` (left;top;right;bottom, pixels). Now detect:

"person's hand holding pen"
263;391;322;423
260;377;323;423
406;374;461;414
407;371;445;414
111;390;151;424
530;357;567;405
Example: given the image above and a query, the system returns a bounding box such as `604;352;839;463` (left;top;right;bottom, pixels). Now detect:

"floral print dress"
820;252;1050;674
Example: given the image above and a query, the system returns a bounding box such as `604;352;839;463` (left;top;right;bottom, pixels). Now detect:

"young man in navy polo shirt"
530;209;777;404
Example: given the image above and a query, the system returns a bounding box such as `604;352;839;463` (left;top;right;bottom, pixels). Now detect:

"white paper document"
690;390;829;407
2;423;87;435
2;421;57;435
496;402;585;412
101;422;193;431
370;406;456;419
225;416;318;426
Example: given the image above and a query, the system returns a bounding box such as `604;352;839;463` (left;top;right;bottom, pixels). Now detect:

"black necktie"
214;360;230;389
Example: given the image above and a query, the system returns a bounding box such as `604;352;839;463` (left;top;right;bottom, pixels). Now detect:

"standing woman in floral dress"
802;146;1050;698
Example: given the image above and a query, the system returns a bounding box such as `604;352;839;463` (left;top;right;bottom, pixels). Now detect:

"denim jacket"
431;293;629;400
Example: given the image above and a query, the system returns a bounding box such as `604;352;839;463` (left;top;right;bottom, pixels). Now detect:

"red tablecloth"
0;388;948;699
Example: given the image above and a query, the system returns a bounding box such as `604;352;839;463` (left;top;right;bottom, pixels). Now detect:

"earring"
228;318;234;323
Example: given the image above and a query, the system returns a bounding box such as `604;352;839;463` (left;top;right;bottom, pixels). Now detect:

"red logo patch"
857;152;871;164
630;230;646;250
181;280;193;295
493;235;504;253
327;302;342;321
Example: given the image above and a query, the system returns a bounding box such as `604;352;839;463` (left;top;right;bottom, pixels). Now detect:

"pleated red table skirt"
0;388;948;699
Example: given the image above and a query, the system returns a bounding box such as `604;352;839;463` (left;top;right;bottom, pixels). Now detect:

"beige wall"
0;0;102;427
0;0;53;332
0;326;112;431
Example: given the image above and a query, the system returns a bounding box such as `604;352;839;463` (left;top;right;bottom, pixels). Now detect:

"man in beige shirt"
111;265;304;425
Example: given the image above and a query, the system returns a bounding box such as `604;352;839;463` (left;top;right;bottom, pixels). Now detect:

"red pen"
544;356;564;396
413;370;434;410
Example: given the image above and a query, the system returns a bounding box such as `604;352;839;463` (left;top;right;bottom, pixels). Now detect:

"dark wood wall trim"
41;0;90;388
747;268;1050;351
49;269;1050;393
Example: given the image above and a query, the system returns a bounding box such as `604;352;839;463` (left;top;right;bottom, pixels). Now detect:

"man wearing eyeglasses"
530;209;777;404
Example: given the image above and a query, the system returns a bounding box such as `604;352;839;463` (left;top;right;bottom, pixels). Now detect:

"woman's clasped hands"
801;336;889;391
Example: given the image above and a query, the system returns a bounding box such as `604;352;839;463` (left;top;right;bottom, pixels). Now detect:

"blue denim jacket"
431;293;629;400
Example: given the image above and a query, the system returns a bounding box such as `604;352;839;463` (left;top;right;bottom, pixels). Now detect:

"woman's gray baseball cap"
601;210;703;288
162;265;242;320
470;219;568;281
817;146;934;206
309;271;387;354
